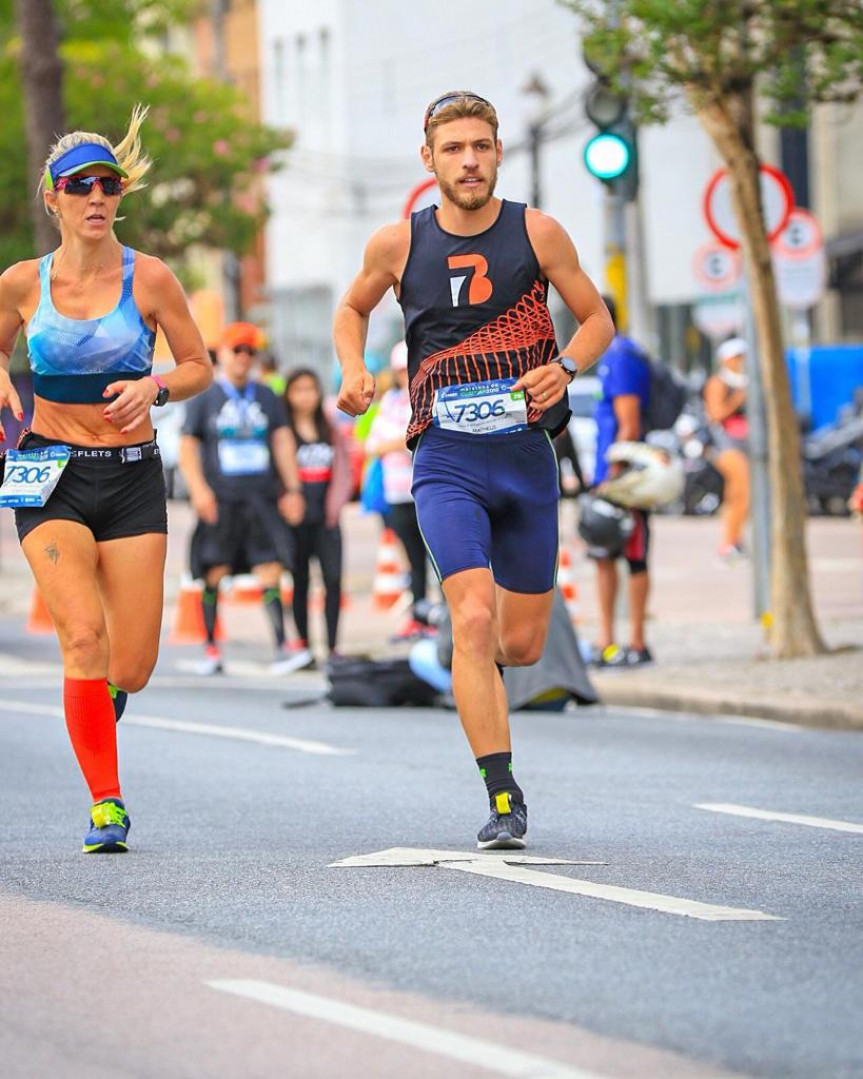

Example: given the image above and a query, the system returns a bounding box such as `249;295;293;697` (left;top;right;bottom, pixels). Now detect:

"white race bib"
0;445;71;508
433;378;528;436
217;439;270;476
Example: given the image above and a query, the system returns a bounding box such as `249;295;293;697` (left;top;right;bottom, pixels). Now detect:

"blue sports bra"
26;245;156;404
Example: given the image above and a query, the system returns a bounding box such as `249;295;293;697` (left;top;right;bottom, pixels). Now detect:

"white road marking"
609;704;801;732
330;847;606;868
0;699;353;757
207;978;608;1079
330;848;782;922
696;802;863;835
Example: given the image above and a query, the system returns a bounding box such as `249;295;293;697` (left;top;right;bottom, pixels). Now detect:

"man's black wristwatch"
551;355;578;382
151;374;171;407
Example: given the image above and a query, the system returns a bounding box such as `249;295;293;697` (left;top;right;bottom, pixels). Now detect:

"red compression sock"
63;677;122;803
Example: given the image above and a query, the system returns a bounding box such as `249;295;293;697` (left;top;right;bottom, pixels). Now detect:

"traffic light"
582;76;638;201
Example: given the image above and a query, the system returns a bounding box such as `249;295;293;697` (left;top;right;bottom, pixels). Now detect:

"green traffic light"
584;132;631;180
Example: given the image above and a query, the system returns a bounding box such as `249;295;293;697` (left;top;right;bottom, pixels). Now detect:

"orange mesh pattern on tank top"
407;277;556;442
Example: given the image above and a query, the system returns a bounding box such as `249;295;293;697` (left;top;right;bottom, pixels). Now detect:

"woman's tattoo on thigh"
45;540;60;564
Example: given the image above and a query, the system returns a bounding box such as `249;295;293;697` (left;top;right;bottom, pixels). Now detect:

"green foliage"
0;0;291;268
563;0;863;126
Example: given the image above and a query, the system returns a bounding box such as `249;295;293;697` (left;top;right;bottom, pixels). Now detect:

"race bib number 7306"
0;445;71;508
433;378;528;436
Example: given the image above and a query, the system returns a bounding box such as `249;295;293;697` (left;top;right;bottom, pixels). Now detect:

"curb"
593;679;863;732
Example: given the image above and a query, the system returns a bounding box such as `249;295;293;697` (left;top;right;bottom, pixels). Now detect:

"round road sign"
703;164;794;250
402;178;438;219
773;208;823;260
692;242;742;293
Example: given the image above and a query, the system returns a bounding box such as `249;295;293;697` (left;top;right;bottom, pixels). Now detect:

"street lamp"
522;73;550;210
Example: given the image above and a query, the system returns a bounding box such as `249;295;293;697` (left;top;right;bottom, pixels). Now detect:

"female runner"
0;107;212;852
282;367;353;664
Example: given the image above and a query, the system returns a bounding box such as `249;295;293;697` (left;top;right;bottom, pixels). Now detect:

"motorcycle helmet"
600;441;685;509
577;493;635;559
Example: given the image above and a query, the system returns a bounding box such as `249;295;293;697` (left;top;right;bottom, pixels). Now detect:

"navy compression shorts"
411;424;559;594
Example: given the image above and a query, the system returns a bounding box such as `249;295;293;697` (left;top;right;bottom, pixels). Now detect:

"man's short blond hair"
424;92;499;148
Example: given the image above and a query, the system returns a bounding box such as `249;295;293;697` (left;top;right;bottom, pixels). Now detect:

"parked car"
566;376;601;486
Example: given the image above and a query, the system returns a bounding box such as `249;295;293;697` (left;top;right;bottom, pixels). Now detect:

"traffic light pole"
604;189;628;327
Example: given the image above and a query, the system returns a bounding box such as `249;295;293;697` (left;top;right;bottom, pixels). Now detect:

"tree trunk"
698;97;825;658
15;0;65;256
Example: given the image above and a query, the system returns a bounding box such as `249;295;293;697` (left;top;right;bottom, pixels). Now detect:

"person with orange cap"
179;322;311;674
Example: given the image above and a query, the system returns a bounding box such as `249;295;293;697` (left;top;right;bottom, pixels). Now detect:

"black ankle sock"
202;584;219;645
108;682;128;724
263;587;286;649
476;751;524;805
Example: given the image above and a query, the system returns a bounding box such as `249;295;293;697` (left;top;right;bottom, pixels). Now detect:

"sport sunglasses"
423;92;493;132
55;175;124;197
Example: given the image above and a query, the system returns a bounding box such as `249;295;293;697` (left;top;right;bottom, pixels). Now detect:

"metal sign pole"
742;273;771;620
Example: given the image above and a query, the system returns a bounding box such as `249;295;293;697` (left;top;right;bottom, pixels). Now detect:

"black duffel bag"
328;655;440;708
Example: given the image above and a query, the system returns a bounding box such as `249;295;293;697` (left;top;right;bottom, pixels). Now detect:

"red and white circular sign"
773;208;823;260
703;165;794;250
692;242;742;293
402;177;438;219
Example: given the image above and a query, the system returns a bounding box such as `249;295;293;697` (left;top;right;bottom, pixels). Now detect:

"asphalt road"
1;633;862;1079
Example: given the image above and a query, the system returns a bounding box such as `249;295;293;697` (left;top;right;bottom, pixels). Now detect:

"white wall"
259;0;719;366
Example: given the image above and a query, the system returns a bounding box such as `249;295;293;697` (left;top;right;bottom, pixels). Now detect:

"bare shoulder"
525;207;571;246
366;220;411;269
132;251;180;290
0;259;41;304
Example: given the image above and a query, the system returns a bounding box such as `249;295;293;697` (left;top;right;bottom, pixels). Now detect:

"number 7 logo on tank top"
447;254;494;307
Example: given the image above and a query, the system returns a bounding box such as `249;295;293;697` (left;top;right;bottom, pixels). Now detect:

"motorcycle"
801;392;863;517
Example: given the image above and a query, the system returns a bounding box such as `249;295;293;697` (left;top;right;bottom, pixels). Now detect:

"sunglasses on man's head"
423;92;493;132
232;344;257;356
55;175;123;197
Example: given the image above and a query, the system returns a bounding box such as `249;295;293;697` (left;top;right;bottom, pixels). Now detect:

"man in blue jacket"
590;297;653;669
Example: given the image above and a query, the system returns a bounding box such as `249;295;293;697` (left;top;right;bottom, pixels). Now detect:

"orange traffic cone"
25;588;55;635
226;573;263;605
372;527;407;610
558;547;580;622
168;576;224;644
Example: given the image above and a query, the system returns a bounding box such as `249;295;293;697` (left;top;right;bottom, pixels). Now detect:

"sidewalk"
1;501;861;730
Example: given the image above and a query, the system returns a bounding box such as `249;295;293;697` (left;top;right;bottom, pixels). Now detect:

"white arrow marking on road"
207;979;608;1079
330;848;782;921
0;699;353;757
697;803;863;835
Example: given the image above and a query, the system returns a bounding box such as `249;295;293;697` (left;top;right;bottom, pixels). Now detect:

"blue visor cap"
46;143;128;189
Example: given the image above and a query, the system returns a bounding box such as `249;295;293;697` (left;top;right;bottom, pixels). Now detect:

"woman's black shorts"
13;432;168;544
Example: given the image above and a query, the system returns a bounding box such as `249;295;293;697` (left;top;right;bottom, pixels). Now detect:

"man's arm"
513;211;615;412
605;395;641;480
333;221;410;417
178;434;218;524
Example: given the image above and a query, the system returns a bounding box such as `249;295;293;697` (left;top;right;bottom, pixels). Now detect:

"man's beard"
437;165;498;211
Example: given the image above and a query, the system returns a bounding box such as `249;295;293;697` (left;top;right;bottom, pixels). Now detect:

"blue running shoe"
82;798;130;854
108;682;128;723
477;792;528;850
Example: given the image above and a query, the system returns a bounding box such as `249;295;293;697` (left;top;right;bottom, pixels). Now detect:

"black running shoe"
477;792;528;850
624;646;654;668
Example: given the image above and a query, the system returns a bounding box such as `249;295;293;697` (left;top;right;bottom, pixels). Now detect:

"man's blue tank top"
26;245;156;404
397;199;567;445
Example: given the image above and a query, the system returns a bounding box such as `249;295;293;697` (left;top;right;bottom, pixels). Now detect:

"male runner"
179;322;310;675
334;91;613;848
